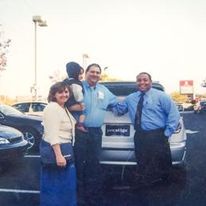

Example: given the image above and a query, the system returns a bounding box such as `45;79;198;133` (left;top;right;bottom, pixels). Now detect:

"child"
64;61;87;132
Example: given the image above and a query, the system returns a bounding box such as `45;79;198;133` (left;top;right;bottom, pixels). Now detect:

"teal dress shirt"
115;88;180;137
82;81;117;127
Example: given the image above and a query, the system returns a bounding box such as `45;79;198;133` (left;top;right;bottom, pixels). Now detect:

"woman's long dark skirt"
40;163;77;206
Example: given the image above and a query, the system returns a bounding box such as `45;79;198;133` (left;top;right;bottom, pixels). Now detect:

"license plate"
105;125;130;136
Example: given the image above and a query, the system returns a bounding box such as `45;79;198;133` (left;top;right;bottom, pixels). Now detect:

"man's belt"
135;128;165;136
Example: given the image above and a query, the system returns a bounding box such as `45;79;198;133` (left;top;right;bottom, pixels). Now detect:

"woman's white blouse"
42;102;76;145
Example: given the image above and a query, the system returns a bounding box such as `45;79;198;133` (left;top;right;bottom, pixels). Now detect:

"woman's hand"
52;144;67;167
56;154;67;167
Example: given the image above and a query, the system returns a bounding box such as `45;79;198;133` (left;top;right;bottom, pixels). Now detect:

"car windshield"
100;82;164;96
0;104;23;116
200;101;206;106
102;83;137;96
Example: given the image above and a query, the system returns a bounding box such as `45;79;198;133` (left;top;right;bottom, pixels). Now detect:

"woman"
40;81;77;206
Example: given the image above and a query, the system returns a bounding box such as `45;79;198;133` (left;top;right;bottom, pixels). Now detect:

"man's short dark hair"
136;72;152;81
86;63;102;73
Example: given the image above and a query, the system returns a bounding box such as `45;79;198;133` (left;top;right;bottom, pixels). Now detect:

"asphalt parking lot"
0;112;206;206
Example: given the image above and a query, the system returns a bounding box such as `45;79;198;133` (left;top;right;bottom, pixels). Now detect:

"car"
0;104;43;152
194;101;206;114
12;101;47;116
183;102;194;111
99;81;187;172
0;124;28;170
193;103;200;113
176;103;184;112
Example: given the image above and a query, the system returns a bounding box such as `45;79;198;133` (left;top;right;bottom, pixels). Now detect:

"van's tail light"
174;122;182;134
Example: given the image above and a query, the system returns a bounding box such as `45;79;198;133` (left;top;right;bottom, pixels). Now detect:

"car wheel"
22;128;38;151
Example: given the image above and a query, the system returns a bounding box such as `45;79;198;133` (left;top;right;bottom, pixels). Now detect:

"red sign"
179;80;193;87
179;80;194;94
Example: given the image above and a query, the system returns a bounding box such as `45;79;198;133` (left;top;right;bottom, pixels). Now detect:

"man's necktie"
134;92;145;130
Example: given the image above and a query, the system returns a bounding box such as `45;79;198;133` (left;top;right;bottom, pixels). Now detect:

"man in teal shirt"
74;63;117;206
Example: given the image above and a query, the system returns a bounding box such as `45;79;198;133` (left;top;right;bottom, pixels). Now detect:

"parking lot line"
24;155;40;158
0;188;39;194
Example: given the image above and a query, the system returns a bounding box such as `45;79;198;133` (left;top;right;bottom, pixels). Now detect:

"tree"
170;92;188;103
100;73;119;81
0;25;11;71
100;67;120;81
49;69;66;83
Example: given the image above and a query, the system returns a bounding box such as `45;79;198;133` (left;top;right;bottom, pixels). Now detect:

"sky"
0;0;206;98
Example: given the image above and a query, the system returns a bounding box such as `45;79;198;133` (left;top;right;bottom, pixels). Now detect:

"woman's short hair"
47;81;71;102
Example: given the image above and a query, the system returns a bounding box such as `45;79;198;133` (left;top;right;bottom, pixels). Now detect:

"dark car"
0;124;28;170
194;101;206;114
0;104;43;152
199;101;206;112
176;103;184;112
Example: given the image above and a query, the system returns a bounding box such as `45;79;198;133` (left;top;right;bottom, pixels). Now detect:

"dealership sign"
179;80;194;94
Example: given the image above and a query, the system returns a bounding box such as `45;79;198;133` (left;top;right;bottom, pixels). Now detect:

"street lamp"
82;53;89;69
32;16;47;100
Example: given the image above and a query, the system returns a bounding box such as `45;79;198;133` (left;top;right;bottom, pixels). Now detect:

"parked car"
100;82;187;171
194;101;206;114
12;101;47;116
0;104;43;152
176;103;184;112
183;102;194;111
0;124;28;170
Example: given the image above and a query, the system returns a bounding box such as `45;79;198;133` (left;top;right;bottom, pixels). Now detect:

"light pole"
82;53;89;69
32;16;47;100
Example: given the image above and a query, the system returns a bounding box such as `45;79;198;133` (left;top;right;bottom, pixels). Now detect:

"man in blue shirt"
73;63;117;205
116;72;180;185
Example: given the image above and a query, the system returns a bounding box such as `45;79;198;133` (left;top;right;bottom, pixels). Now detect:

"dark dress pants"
74;128;103;206
134;129;172;182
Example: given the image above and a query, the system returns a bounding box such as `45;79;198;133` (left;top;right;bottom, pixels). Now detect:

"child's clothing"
64;78;84;120
64;62;87;132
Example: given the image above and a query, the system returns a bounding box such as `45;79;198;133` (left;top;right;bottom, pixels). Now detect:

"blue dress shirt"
82;81;117;127
116;88;180;137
